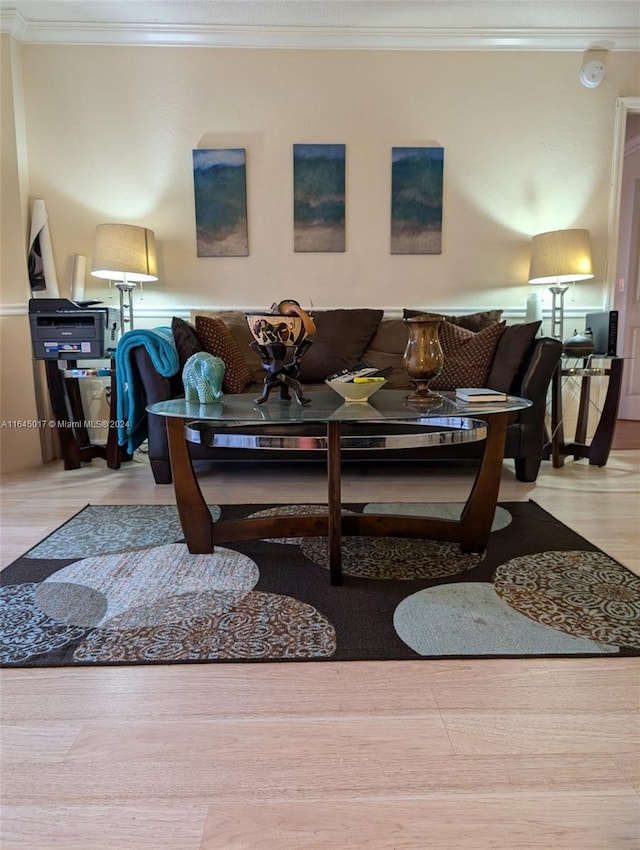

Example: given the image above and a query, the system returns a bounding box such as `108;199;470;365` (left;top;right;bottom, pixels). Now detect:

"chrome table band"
185;417;487;451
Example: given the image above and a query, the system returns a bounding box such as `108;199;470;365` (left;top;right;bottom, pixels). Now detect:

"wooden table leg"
459;412;508;553
166;417;214;553
589;357;624;466
44;359;82;470
105;358;125;469
326;420;343;586
550;364;565;468
574;372;591;458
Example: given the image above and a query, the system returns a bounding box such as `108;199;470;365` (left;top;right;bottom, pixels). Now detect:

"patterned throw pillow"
430;321;506;391
195;316;254;394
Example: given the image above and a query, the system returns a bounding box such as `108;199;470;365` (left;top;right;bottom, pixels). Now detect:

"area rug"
1;501;638;667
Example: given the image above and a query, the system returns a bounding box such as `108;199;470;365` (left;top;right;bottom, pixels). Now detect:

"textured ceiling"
1;1;638;28
1;0;638;48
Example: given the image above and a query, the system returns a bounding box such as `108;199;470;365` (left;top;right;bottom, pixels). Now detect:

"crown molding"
1;12;638;51
0;9;27;41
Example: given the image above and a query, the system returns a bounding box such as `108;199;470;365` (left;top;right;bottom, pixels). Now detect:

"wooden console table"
550;356;624;468
44;358;128;470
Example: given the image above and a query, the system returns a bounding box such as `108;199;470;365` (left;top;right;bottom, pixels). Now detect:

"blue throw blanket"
115;327;179;454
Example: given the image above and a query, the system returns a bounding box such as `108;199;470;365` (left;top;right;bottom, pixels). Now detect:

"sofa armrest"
511;336;562;453
130;346;180;403
130;346;183;480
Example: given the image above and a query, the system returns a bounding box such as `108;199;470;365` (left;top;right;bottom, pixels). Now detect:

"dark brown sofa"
128;308;562;485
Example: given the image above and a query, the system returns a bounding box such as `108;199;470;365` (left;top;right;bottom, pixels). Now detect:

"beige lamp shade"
528;229;594;284
90;223;158;282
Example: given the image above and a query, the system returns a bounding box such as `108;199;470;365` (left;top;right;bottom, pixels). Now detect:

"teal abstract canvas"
293;144;345;252
193;148;249;256
391;147;444;254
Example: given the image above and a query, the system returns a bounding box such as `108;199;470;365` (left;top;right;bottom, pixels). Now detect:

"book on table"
455;387;508;402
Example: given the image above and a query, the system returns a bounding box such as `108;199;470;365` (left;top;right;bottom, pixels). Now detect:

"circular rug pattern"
494;550;640;647
36;544;259;628
0;583;87;664
72;591;336;662
363;502;512;532
25;504;222;559
394;582;618;656
93;590;242;629
301;535;482;580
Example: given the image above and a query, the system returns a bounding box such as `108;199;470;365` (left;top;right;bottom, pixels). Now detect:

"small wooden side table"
43;358;130;470
550;355;625;468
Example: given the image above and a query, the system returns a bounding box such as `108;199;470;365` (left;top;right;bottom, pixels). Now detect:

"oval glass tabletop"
147;389;531;424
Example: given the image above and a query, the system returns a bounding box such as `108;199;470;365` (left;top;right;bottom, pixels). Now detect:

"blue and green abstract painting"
391;147;444;254
293;144;345;252
193;148;248;256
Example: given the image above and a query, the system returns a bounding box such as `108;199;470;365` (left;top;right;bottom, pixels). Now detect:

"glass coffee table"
148;390;531;585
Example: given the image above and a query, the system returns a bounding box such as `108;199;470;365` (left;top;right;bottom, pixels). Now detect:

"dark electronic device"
28;298;118;360
584;310;618;357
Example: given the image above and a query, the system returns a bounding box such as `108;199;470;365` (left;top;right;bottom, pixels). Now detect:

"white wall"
18;45;638;311
0;35;42;473
1;38;638;470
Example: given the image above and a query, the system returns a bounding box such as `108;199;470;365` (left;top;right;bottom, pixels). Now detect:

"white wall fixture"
580;59;606;88
70;254;86;302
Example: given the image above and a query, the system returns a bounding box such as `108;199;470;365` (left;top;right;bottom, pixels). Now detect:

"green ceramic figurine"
182;352;225;403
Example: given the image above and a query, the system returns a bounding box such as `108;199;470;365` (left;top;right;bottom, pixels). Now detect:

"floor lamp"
528;229;594;342
90;223;158;336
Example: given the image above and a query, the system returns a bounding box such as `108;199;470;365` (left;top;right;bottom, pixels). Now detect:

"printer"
29;298;119;360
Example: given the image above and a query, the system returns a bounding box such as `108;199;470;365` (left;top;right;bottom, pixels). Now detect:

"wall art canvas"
293;144;345;252
391;147;444;254
28;198;60;296
193;149;249;257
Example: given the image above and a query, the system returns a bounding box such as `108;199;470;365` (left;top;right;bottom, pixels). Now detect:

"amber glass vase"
403;316;444;403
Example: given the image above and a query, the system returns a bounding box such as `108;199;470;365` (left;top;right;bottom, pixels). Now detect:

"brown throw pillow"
430;321;506;390
486;321;541;393
404;308;503;332
171;318;203;371
195;315;254;394
298;309;383;383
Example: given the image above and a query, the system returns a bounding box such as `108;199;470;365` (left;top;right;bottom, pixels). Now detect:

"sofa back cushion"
361;319;412;389
404;308;503;332
298;309;383;382
430;321;505;390
486;321;541;393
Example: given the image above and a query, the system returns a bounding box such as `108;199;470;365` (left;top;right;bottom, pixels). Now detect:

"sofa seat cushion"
430;320;505;390
298;309;384;382
195;315;254;394
404;308;503;332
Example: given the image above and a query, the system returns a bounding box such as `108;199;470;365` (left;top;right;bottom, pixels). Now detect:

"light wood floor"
1;452;639;849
